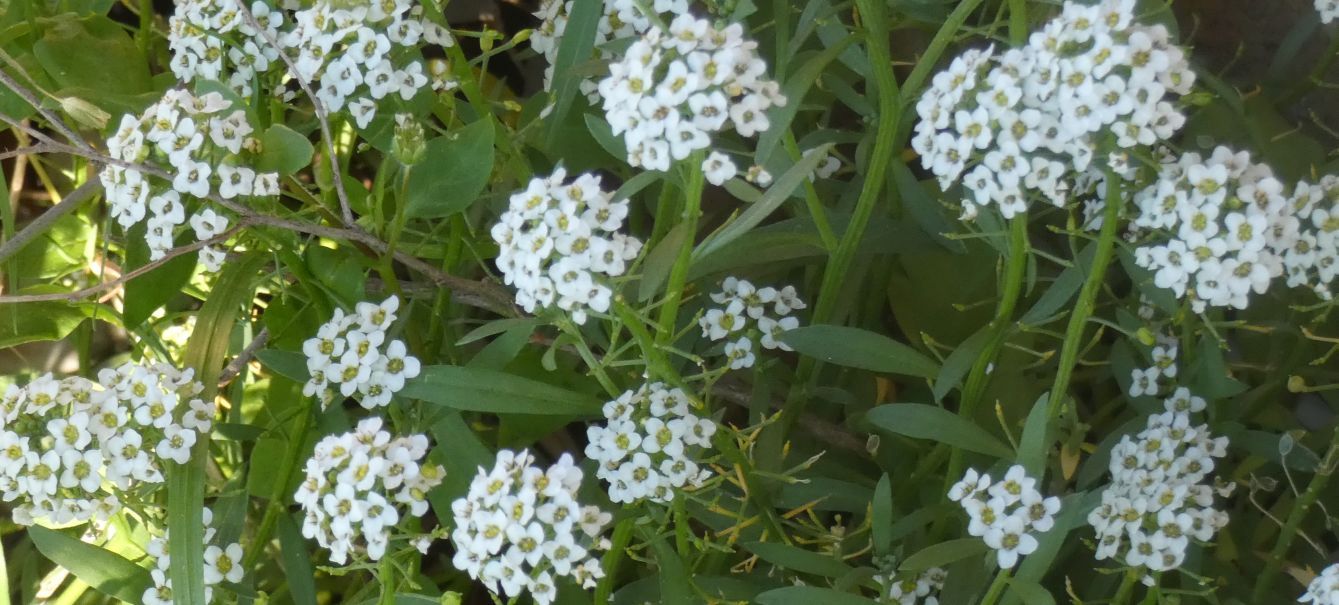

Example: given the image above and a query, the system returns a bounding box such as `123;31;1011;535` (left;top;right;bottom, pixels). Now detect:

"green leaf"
755;38;857;165
898;538;990;573
428;411;494;522
32;15;152;113
693;145;831;259
639;223;691;301
257;124;315;176
755;586;878;605
545;0;601;148
404;365;601;415
872;474;893;557
584;113;627;161
456;318;543;346
781;325;940;379
865;404;1013;459
932;328;989;402
1006;579;1055;605
650;536;695;605
405;120;496;218
1019;244;1092;325
278;514;318;605
28;526;151;604
1016;393;1050;478
0;301;91;348
891;159;965;254
123;230;196;327
256;349;310;384
744;542;853;578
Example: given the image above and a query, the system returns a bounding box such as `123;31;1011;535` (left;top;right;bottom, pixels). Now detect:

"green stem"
594;517;635;605
1279;31;1339;106
1113;567;1141;605
243;400;315;570
1254;423;1339;602
1044;172;1122;433
942;216;1029;489
672;495;691;558
561;321;622;398
653;160;705;346
1007;0;1028;45
378;556;397;605
979;567;1013;605
783;133;838;251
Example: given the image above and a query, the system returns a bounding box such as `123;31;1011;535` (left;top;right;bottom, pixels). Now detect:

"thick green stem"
942;216;1030;491
378;556;397;605
653;161;705;346
1007;0;1028;45
1044;173;1122;430
1113;567;1141;605
594;517;635;605
979;568;1013;605
1254;424;1339;602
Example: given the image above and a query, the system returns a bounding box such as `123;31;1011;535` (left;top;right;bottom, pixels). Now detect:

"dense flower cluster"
698;277;805;369
279;0;456;128
531;0;689;99
0;362;213;526
142;508;243;605
874;567;947;605
1131;146;1314;311
912;0;1193;219
302;296;421;410
450;450;611;605
293;417;443;564
949;465;1060;569
597;15;787;172
585;382;716;503
103;89;279;270
1320;0;1339;24
1301;563;1339;604
1087;394;1231;572
491;170;642;324
1280;175;1339;300
168;0;284;96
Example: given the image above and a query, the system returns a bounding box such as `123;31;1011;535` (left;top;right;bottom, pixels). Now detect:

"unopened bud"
511;28;533;45
392;113;426;166
1288;375;1307;393
1135;327;1156;346
60;97;109;129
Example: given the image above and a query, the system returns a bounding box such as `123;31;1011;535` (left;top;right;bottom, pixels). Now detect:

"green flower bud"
392;113;426;166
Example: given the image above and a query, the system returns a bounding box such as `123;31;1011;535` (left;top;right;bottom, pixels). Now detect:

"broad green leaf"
29;526;151;604
32;15;152;113
872;474;893;557
278;514;318;605
781;325;939;379
246;438;289;497
545;0;601;147
123;228;196;327
898;538;990;573
744;542;853;578
405;120;496;218
404;365;600;415
258;124;315;176
428;412;493;522
256;349;310;384
693;145;830;259
0;301;91;348
639;223;691;301
865;404;1013;459
755;586;878;605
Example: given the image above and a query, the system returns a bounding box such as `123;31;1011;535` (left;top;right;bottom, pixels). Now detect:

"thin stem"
1279;31;1339;106
594;517;635;605
378;556;397;605
654;159;705;346
1044;172;1122;435
1112;567;1141;605
1254;423;1339;602
560;321;622;398
979;567;1013;605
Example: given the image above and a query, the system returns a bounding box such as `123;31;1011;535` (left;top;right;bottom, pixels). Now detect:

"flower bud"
392;114;426;166
59;96;109;129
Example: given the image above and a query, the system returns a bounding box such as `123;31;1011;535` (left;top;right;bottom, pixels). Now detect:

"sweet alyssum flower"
1087;393;1232;574
102;88;279;270
1319;0;1339;24
1300;562;1339;604
294;417;443;564
142;508;243;605
491;169;643;324
278;0;456;128
949;465;1060;569
1130;146;1320;312
699;276;805;370
597;14;786;173
450;449;612;605
302;296;421;410
1280;174;1339;301
531;0;690;100
912;0;1194;219
585;382;716;504
168;0;284;97
874;565;947;605
0;362;214;526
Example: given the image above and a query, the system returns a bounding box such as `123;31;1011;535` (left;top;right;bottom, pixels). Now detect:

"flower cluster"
585;382;716;503
302;296;421;410
0;362;214;526
1128;337;1180;398
1280;175;1339;300
142;508;243;605
597;14;787;172
1320;0;1339;24
1301;563;1339;604
450;450;611;605
912;0;1193;219
1131;146;1308;312
949;465;1061;569
531;0;689;100
1087;396;1231;572
279;0;455;128
293;417;443;564
491;170;643;324
874;566;947;605
698;277;805;370
168;0;284;97
103;89;279;270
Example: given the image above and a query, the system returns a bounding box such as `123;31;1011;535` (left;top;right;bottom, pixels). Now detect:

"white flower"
586;383;715;504
984;515;1038;569
954;465;1057;569
1300;562;1339;604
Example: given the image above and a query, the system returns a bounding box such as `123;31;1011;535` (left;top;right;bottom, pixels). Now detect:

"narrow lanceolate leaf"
781;325;940;379
754;36;857;166
545;0;601;147
754;586;879;605
277;514;318;605
744;542;854;578
28;526;152;604
865;404;1014;459
898;538;991;573
693;145;831;260
402;365;601;415
872;474;894;557
256;349;309;384
171;254;264;605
